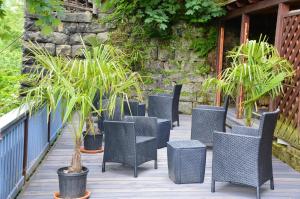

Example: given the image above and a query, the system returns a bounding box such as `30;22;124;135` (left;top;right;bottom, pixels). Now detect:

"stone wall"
23;12;111;67
23;12;215;114
135;23;216;114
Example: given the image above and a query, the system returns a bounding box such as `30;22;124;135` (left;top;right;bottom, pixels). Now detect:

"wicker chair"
211;109;280;199
102;116;158;177
191;96;229;146
124;100;146;116
148;84;182;128
97;98;124;132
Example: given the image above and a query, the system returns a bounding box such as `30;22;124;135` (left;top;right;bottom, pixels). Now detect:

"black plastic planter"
83;131;103;150
57;166;89;198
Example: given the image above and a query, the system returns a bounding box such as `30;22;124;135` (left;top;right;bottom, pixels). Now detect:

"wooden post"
47;113;51;143
236;14;250;119
22;116;29;177
270;3;290;111
215;22;225;106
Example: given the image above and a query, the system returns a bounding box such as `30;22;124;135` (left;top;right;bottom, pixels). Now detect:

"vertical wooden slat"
236;14;250;119
275;3;290;52
270;3;290;111
215;22;225;106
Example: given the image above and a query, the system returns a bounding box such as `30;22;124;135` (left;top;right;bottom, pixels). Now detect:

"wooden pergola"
216;0;300;149
216;0;300;116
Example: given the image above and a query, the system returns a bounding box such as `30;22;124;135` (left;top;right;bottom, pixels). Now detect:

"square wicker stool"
157;119;171;149
167;140;206;184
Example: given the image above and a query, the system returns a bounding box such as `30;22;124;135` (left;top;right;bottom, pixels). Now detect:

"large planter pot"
57;166;89;198
83;131;103;150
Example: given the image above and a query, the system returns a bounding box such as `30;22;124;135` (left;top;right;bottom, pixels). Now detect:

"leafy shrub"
190;26;218;57
0;1;24;116
102;0;225;39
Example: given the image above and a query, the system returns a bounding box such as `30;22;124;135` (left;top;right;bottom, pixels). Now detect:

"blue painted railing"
50;101;63;143
0;104;63;199
27;106;49;176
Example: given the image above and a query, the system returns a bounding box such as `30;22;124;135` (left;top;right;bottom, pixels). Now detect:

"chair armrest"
148;95;173;119
231;126;259;137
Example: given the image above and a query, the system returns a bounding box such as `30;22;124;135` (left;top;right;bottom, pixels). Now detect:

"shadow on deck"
17;115;300;199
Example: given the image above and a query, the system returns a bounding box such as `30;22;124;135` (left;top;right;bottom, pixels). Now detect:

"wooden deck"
17;115;300;199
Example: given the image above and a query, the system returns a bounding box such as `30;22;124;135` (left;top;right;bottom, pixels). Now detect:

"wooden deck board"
17;115;300;199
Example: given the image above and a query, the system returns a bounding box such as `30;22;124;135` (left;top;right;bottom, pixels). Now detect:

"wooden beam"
225;0;298;20
236;14;250;119
215;23;225;106
270;3;290;111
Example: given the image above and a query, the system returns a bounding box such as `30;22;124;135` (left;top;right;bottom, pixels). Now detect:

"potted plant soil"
23;42;142;198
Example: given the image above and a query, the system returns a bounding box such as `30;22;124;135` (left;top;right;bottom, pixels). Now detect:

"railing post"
22;115;29;177
48;112;51;143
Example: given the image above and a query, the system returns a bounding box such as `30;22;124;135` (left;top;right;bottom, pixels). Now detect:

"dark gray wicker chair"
102;116;158;177
148;84;182;128
211;109;280;199
124;100;146;116
97;98;124;132
191;96;229;146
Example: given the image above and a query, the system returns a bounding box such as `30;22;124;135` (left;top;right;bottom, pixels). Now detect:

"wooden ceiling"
223;0;300;20
225;0;264;12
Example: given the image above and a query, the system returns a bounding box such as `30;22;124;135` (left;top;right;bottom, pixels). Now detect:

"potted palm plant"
203;38;294;126
22;42;142;198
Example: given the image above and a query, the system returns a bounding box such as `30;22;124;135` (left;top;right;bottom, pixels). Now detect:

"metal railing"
0;104;63;199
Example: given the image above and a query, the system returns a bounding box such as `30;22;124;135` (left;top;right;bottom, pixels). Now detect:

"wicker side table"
167;140;206;184
157;119;171;149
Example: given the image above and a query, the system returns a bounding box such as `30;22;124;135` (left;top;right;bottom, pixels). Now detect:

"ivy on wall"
102;0;225;38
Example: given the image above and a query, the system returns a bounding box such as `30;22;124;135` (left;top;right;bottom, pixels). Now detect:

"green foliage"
23;41;143;170
102;0;225;38
26;0;63;34
185;0;226;23
0;1;24;116
108;22;149;71
190;26;218;57
203;38;295;126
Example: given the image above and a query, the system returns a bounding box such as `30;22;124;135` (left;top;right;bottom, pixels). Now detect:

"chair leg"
102;162;105;172
134;165;138;178
270;177;274;190
177;119;179;126
154;160;158;169
211;179;215;193
256;187;260;199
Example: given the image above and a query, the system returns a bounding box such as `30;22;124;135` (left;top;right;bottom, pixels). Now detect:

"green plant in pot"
203;38;294;126
22;42;142;198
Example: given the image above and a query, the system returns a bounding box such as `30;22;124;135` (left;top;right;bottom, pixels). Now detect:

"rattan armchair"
148;84;182;128
102;116;158;177
211;109;280;199
191;96;229;146
124;100;146;116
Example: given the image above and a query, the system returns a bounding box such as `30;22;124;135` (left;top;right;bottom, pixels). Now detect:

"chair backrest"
102;98;124;121
172;84;182;119
222;96;229;131
223;95;229;113
124;116;157;137
103;121;136;164
124;101;139;116
258;109;280;139
258;109;280;164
